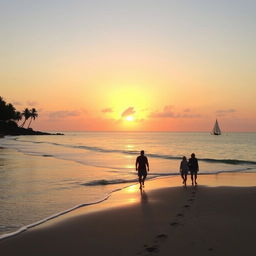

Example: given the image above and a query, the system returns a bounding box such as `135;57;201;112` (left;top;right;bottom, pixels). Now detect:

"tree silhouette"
0;96;46;135
0;97;17;121
1;96;39;130
27;108;38;128
20;108;31;128
15;111;22;122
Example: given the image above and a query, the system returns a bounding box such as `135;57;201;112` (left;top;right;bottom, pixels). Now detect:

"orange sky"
1;1;256;132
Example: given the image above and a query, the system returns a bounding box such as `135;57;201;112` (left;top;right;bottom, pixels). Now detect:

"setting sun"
125;115;134;122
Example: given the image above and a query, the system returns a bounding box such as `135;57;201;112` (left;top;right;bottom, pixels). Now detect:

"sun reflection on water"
126;144;134;149
126;185;137;193
123;185;140;204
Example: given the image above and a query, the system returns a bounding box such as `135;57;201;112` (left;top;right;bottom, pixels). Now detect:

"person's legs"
184;173;187;187
142;176;145;186
142;172;147;187
138;172;143;189
191;172;194;185
194;172;198;185
181;173;184;184
139;177;142;189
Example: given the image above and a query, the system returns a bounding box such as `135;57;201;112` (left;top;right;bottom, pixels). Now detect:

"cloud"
80;108;88;114
27;101;38;106
13;101;23;106
101;107;113;113
216;109;237;117
150;105;176;118
181;113;201;118
150;105;201;119
48;110;81;119
216;109;236;114
121;107;136;117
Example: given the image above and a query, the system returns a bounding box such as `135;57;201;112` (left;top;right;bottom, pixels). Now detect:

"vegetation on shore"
0;96;62;136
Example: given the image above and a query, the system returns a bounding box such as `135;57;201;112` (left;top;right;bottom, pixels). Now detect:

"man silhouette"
135;150;149;189
188;153;199;186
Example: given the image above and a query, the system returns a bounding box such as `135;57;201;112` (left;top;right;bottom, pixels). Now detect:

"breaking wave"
8;137;256;166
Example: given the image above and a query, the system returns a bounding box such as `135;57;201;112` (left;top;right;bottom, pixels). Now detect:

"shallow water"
0;132;256;237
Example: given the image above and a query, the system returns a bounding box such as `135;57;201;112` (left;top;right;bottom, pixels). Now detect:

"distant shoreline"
0;122;63;136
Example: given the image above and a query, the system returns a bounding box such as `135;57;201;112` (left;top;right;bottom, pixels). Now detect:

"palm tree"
14;111;22;123
20;108;31;128
27;108;38;128
0;97;17;121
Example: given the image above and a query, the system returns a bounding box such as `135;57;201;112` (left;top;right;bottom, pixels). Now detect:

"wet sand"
0;173;256;256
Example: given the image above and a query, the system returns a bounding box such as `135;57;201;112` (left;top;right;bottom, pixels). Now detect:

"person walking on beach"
188;153;199;186
180;156;189;187
136;150;149;189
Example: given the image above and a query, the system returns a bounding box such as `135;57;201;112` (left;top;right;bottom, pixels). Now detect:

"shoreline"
0;173;256;255
1;171;256;241
0;121;64;136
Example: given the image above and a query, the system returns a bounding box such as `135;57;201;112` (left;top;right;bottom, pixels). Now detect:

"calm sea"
1;132;256;238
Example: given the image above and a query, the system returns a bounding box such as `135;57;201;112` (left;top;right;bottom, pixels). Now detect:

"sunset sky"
1;0;255;132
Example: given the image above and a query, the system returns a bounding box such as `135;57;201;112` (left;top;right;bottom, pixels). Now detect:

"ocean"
1;132;256;238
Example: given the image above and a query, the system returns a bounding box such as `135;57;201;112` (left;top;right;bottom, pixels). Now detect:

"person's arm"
146;157;149;172
196;159;199;171
135;157;138;171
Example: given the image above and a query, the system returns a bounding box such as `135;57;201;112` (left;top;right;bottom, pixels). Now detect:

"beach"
0;173;256;256
2;0;256;254
1;131;255;238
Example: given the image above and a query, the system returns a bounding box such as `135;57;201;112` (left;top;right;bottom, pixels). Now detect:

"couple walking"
135;150;199;189
180;153;199;187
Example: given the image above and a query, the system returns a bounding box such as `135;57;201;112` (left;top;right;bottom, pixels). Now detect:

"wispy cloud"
13;101;23;106
27;101;38;106
150;105;176;118
121;107;136;117
216;109;236;114
101;107;113;113
216;109;236;116
150;105;200;119
48;110;81;119
181;113;201;118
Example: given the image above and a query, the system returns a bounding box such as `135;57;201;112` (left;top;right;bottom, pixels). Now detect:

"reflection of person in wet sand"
180;156;189;187
136;150;149;189
188;153;199;186
140;189;148;204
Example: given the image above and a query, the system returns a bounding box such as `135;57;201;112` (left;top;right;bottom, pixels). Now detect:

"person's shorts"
138;169;147;178
181;170;188;175
190;170;198;174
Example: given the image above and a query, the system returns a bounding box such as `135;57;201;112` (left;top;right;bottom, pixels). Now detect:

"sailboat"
211;119;221;135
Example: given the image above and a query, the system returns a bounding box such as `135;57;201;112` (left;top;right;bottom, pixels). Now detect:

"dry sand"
0;173;256;256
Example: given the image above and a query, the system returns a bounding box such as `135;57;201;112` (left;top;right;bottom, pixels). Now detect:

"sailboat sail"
212;119;221;135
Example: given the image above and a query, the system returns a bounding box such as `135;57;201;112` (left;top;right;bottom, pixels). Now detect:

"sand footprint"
145;245;159;253
156;233;168;239
170;221;180;226
138;233;167;255
208;247;216;255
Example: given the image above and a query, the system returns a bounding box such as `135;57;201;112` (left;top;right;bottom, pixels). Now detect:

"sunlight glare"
125;115;134;122
126;185;138;193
